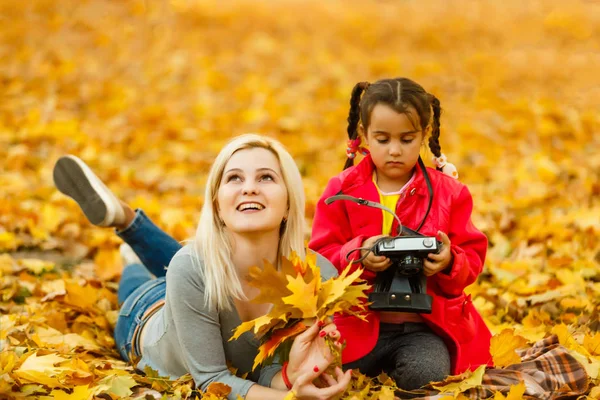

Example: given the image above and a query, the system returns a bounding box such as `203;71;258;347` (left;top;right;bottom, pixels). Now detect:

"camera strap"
325;195;403;235
325;157;434;236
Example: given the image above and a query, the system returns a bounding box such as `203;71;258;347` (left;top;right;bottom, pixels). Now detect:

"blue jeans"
113;210;182;362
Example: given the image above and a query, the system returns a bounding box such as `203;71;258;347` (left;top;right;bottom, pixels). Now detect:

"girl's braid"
344;82;369;170
428;94;443;162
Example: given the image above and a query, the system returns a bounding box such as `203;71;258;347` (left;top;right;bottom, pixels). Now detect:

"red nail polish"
318;320;325;327
319;330;327;337
313;366;319;372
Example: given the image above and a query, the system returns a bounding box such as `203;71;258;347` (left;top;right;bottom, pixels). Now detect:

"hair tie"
346;138;369;159
432;153;459;179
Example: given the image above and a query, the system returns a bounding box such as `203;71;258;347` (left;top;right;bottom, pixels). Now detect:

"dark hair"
344;77;443;170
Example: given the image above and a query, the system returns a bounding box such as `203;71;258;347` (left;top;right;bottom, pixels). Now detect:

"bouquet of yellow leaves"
230;252;370;370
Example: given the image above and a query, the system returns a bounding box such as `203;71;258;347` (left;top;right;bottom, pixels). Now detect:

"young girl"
309;78;492;390
53;134;351;400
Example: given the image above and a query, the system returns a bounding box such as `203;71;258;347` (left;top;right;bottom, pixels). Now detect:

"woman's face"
217;147;288;238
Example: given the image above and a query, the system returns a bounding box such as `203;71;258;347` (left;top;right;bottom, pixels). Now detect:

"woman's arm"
165;252;349;400
166;254;260;399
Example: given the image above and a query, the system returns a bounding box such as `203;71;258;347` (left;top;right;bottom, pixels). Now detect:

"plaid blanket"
395;335;590;400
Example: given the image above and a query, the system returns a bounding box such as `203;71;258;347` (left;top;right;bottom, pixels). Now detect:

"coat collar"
340;154;430;199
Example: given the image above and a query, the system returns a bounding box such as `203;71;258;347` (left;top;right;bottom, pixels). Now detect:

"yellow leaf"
63;280;99;311
584;332;600;356
50;385;94;400
493;382;526;399
551;324;590;356
248;261;291;304
490;329;528;367
230;320;258;341
14;352;70;388
431;365;486;394
94;248;123;281
18;259;55;274
589;385;600;399
375;386;395;400
1;351;18;375
93;375;137;397
282;273;319;318
34;326;100;351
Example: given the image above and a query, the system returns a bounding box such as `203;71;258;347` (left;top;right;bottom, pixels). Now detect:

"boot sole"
53;156;108;226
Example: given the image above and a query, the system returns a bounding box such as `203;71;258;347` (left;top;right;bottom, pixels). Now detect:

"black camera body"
374;235;441;276
368;233;442;314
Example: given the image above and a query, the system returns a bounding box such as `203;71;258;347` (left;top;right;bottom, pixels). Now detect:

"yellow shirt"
379;192;400;235
373;172;415;235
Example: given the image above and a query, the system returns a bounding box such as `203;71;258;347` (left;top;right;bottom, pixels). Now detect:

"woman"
53;134;352;400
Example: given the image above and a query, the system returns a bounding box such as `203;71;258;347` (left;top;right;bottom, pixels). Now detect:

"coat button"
410;188;416;195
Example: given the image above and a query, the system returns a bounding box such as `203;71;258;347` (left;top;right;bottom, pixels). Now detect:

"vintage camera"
367;230;442;314
323;193;442;314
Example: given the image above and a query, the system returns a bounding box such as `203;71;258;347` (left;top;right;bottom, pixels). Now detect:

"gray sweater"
139;244;338;400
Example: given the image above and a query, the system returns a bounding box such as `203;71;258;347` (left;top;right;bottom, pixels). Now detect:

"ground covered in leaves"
1;0;600;398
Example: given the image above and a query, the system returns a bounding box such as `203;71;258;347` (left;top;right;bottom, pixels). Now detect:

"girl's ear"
424;124;433;137
358;123;366;138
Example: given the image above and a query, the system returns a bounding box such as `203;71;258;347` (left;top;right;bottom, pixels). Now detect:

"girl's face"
217;147;288;238
362;103;425;190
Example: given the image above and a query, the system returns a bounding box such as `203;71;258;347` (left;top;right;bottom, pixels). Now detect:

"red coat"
309;155;493;374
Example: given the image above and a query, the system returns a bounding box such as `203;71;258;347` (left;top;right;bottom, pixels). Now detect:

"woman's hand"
291;366;351;400
286;319;342;385
423;231;453;276
361;235;392;272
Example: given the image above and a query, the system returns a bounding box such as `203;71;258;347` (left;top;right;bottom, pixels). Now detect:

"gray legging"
343;322;451;390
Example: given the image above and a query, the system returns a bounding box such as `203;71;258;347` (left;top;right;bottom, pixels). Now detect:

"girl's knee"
391;360;449;390
391;335;451;390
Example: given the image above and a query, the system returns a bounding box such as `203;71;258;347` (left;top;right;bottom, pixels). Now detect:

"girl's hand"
291;366;351;400
423;231;453;276
287;319;342;385
361;235;392;272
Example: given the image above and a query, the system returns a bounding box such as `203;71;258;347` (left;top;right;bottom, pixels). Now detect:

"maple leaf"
33;326;101;351
489;329;528;367
253;321;308;370
93;374;137;397
13;352;71;389
18;258;55;275
247;261;291;304
205;382;232;397
282;273;320;318
493;382;526;400
551;324;590;356
585;332;600;356
93;248;123;281
50;385;94;400
62;280;99;311
431;365;486;394
231;255;368;370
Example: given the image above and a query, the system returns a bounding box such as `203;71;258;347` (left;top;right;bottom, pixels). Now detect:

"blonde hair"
193;134;306;311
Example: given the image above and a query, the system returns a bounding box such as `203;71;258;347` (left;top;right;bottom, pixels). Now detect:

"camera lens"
398;255;422;276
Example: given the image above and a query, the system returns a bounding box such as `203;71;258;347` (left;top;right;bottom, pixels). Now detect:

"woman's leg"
115;210;182;278
113;274;166;362
53;155;182;277
117;262;154;305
